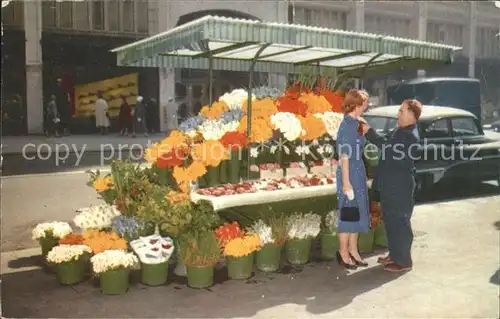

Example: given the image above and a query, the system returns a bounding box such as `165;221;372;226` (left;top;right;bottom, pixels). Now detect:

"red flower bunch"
156;148;185;169
276;97;308;117
220;131;248;151
215;221;245;247
59;234;85;245
320;89;344;113
284;82;311;99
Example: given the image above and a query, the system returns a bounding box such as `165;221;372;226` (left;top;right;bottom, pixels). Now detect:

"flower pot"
285;238;312;265
206;166;220;187
99;268;130;295
256;243;282;272
228;151;241;184
56;259;86;285
374;223;388;247
141;262;169;286
186;265;214;289
358;230;375;253
39;237;59;257
320;233;339;261
227;254;254;280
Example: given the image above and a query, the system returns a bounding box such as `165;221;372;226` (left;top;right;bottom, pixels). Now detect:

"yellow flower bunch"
93;175;114;192
223;233;261;257
166;190;190;204
200;101;229;119
173;161;207;186
299;92;332;114
82;230;128;254
192;140;228;167
145;130;191;164
144;142;161;164
298;115;327;141
242;98;278;119
237;116;274;143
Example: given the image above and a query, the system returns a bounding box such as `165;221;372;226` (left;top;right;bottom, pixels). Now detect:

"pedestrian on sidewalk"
94;91;110;135
361;99;422;272
132;95;148;137
335;89;371;270
55;78;71;136
118;95;132;136
44;95;60;137
146;96;157;134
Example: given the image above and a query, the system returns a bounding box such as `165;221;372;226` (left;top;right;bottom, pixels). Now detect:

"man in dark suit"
361;99;422;272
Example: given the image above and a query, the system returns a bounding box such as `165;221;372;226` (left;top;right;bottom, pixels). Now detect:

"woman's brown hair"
341;89;368;114
404;99;422;120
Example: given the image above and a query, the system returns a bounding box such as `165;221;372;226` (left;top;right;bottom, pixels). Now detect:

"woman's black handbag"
340;206;360;222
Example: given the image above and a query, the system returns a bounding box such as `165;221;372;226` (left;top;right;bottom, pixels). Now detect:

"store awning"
111;16;462;76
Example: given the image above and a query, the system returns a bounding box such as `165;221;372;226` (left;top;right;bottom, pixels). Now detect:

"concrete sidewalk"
1;195;499;318
1;134;165;154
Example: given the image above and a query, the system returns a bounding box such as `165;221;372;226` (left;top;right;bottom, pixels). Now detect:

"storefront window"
122;0;135;32
58;1;73;28
42;1;57;28
107;0;120;31
92;0;105;30
136;0;149;33
74;1;89;30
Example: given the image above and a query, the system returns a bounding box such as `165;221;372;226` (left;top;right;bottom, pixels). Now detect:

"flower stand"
206;166;220;187
141;262;169;286
56;259;86;285
285;238;312;265
286;167;308;177
320;233;339;261
186;265;214;289
358;229;375;253
227;254;254;279
219;160;229;184
374;222;388;247
99;268;130;295
256;243;282;272
39;237;59;258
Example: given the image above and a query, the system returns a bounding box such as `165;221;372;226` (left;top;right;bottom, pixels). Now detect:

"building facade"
2;0;499;134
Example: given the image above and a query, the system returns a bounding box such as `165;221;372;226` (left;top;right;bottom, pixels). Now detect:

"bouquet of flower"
59;234;85;245
223;233;261;258
249;220;274;247
46;244;92;264
74;204;121;230
32;222;73;240
90;249;138;274
130;235;174;264
111;215;146;241
323;210;338;234
177;230;221;267
215;221;244;247
287;212;322;239
82;230;128;254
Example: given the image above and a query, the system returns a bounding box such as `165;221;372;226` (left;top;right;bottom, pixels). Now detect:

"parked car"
363;105;500;194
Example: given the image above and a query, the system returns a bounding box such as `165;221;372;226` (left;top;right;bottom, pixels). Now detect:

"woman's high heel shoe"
336;251;357;270
349;253;368;267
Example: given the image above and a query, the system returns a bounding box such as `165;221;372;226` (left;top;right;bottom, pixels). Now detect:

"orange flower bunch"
237;116;274;143
320;89;344;113
215;221;245;247
299;92;332;114
173;161;207;189
242;98;277;119
276;96;308;117
200;101;229;119
145;130;190;164
166;190;190;204
220;131;248;151
93;175;113;192
82;230;128;254
192;140;228;167
298;115;327;141
59;233;85;245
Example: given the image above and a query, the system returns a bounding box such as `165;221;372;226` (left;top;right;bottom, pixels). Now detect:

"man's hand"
361;123;370;135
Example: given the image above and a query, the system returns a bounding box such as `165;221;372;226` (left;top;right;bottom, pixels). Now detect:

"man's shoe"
377;255;392;264
384;263;412;272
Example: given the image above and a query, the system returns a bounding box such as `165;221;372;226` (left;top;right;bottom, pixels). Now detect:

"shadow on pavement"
416;180;499;206
1;250;403;318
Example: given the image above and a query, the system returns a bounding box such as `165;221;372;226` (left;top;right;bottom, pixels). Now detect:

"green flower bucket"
374;223;388;247
285;238;312;265
39;237;59;257
219;160;229;184
228;151;241;184
256;243;282;272
186;265;214;289
99;268;130;295
206;166;220;187
56;258;86;285
358;230;375;253
141;262;169;286
320;233;339;261
227;254;254;280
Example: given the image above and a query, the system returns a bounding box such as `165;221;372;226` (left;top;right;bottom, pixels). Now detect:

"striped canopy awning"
111;16;462;76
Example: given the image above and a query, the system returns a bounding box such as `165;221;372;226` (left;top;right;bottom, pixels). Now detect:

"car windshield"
363;116;397;134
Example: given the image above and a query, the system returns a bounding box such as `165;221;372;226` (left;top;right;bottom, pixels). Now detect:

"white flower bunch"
219;88;255;110
314;112;343;140
287;212;322;240
197;119;238;141
271;112;303;141
46;244;92;264
74;204;121;230
324;210;339;234
249;220;274;246
130;235;175;265
32;221;73;240
90;249;138;274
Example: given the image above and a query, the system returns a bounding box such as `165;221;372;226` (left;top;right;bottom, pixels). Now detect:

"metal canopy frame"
111;15;462;179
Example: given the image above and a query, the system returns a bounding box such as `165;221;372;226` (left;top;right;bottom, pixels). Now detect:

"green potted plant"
46;244;92;285
131;235;174;286
285;213;322;265
320;211;339;260
32;222;73;258
177;230;221;289
90;249;138;295
371;201;387;247
250;214;287;273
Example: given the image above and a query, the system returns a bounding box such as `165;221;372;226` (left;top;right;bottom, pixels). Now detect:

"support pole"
208;54;214;107
246;43;271;179
360;53;383;88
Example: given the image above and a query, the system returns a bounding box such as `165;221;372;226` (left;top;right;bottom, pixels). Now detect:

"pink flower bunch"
259;163;281;171
289;162;306;168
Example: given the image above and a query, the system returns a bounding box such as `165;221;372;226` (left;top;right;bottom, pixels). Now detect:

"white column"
354;0;365;32
24;0;44;134
412;1;428;77
468;2;477;78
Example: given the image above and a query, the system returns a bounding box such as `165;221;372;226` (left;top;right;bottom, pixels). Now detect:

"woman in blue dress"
336;89;370;270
